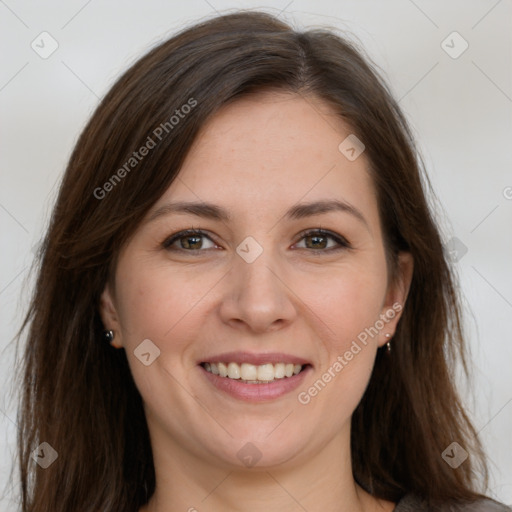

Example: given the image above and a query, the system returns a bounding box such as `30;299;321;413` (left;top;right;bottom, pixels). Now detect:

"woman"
14;10;510;512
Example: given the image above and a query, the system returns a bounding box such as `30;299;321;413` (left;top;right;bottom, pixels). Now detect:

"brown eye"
295;229;351;252
161;228;350;254
162;230;217;251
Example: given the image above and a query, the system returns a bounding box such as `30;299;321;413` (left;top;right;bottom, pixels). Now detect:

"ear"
99;283;123;348
377;251;414;348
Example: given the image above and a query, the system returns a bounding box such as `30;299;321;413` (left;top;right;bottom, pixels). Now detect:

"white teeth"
218;362;228;378
240;363;257;381
204;361;305;382
274;363;285;379
257;363;274;381
227;362;240;379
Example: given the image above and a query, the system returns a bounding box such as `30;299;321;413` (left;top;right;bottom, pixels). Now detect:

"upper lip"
199;351;312;367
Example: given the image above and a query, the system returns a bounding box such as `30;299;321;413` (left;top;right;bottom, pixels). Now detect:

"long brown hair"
12;10;489;511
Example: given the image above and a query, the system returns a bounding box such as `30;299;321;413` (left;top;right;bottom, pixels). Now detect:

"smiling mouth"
200;361;311;384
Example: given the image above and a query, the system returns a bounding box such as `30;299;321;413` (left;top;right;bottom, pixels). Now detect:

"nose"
218;244;297;334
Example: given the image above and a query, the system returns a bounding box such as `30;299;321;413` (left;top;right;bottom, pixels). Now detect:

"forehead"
160;91;378;223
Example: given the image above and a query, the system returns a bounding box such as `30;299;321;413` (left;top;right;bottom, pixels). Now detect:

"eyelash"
161;228;351;254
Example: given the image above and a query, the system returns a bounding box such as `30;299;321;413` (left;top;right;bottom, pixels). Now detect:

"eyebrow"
146;199;369;229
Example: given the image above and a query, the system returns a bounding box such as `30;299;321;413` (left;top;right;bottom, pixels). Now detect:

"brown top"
393;493;512;511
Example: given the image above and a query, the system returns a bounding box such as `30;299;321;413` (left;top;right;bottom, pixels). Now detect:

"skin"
100;91;414;512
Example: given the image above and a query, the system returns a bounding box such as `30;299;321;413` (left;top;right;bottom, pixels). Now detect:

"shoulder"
394;493;512;512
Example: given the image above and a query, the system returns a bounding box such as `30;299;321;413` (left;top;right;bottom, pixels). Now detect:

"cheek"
113;257;233;378
308;262;388;350
300;258;387;410
113;262;211;401
114;262;200;345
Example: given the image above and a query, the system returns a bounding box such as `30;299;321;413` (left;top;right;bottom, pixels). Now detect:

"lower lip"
199;364;312;402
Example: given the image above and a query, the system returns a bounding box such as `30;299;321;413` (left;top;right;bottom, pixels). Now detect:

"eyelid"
161;229;218;250
293;228;351;250
295;227;350;243
161;228;351;252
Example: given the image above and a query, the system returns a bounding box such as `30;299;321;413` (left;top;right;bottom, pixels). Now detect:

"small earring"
385;333;392;352
103;329;114;343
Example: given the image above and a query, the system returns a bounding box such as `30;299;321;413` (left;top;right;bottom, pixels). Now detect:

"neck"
140;421;395;512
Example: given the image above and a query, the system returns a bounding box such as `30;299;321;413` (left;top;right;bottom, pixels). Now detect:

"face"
100;91;412;471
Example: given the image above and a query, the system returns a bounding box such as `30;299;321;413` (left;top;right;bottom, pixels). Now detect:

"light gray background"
1;0;511;509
